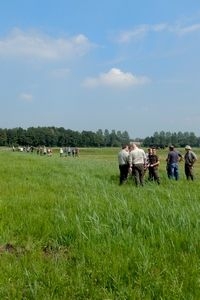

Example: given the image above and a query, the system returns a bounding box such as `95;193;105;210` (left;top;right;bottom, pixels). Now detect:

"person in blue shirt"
166;145;183;180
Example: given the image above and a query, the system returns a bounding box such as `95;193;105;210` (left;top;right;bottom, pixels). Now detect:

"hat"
185;145;191;150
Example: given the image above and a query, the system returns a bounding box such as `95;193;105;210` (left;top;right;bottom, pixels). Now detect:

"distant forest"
0;127;199;148
142;131;200;148
0;127;130;147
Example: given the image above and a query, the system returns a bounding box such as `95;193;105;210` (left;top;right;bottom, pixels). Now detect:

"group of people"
166;144;197;181
118;143;197;186
37;146;53;156
59;147;79;157
13;145;80;158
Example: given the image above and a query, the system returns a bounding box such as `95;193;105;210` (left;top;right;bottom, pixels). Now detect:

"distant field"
0;147;200;299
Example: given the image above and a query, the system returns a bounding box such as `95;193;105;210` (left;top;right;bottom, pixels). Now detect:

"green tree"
17;127;27;145
104;129;110;147
153;131;160;146
81;131;96;147
119;130;130;145
188;132;198;147
0;129;7;146
110;130;121;147
159;131;166;147
96;129;104;147
165;132;172;146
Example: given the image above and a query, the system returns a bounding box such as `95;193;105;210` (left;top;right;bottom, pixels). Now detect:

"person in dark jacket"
148;148;160;184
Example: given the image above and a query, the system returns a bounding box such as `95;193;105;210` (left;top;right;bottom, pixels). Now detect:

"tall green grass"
0;148;200;299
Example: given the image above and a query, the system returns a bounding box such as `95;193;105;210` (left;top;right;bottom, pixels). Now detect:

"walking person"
166;145;183;180
184;145;197;180
118;145;129;185
129;143;146;186
148;147;160;184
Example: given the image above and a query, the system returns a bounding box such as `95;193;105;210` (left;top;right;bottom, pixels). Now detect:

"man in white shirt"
129;143;146;186
118;144;129;185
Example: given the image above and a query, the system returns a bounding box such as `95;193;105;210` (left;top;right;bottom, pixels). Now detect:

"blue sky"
0;0;200;138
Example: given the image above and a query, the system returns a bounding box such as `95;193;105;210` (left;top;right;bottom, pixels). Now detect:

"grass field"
0;147;200;299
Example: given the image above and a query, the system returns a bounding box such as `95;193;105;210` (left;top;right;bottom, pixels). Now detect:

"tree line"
0;127;130;148
143;131;200;148
0;127;199;148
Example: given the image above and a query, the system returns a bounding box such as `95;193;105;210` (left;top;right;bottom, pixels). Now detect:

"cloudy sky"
0;0;200;138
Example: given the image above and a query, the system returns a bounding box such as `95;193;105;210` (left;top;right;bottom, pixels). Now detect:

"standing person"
166;161;171;179
166;145;183;180
145;147;152;175
129;143;146;186
145;148;152;164
43;146;47;155
148;147;160;184
63;147;67;157
47;148;52;156
60;147;64;157
67;146;71;156
184;145;197;180
72;148;75;157
118;144;129;185
75;147;79;157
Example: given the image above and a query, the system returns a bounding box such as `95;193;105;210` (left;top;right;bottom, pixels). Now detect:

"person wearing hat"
184;145;197;180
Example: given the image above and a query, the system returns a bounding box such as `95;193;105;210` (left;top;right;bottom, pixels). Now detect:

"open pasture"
0;147;200;299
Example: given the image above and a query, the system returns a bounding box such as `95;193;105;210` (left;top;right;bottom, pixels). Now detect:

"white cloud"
19;93;33;102
82;68;150;88
117;25;149;43
0;28;93;60
151;23;168;32
116;22;200;43
174;23;200;35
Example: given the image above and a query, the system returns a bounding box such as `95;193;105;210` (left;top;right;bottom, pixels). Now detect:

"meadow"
0;147;200;299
